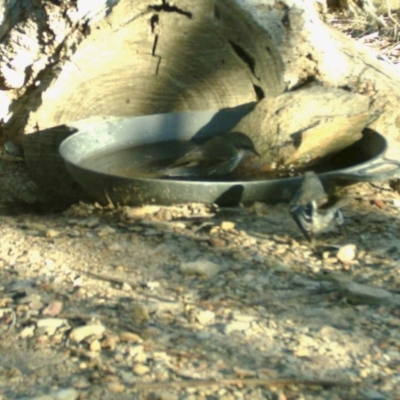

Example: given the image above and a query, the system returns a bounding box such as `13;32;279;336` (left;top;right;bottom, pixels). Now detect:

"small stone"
119;371;137;385
180;260;220;278
124;205;161;219
224;321;251;334
392;199;400;208
232;313;256;322
90;339;102;352
133;363;150;376
69;324;105;343
19;325;36;339
371;199;385;209
128;345;147;362
97;226;116;236
131;303;150;324
294;347;311;357
209;237;226;247
107;382;126;393
72;377;91;389
121;282;132;291
36;318;68;336
233;367;257;378
220;221;235;230
36;335;50;344
119;332;143;343
196;310;215;325
146;281;160;290
42;300;63;317
336;244;357;264
45;229;61;238
29;298;44;311
108;242;123;252
102;336;119;350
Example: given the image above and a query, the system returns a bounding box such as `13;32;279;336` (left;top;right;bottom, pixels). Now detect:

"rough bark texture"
0;0;285;141
237;0;400;158
233;85;370;167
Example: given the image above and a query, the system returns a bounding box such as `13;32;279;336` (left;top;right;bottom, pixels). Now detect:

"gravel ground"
1;154;400;400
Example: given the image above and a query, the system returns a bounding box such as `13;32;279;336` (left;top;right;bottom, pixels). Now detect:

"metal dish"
59;109;400;206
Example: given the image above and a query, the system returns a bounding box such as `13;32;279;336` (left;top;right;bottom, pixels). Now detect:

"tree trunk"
0;0;284;137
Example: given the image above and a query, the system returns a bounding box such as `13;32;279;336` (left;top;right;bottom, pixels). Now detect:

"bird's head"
229;132;260;157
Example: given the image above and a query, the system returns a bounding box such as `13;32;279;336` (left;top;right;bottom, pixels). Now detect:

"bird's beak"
253;149;261;157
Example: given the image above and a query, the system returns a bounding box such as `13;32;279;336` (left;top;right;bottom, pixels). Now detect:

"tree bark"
0;0;285;139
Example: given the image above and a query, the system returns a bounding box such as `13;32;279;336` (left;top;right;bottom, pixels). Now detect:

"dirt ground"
2;146;400;400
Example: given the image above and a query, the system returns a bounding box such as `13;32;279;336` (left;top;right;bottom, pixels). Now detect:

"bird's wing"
166;146;205;169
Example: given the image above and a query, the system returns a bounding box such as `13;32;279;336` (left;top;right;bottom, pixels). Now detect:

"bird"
161;131;260;178
290;171;349;243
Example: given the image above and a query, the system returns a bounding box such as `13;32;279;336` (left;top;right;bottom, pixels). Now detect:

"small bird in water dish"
290;171;349;244
162;131;260;178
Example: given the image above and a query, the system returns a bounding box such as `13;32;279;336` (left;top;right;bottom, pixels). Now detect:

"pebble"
119;332;143;343
180;260;221;278
220;221;235;230
196;310;215;325
106;382;125;393
45;229;61;238
209;237;226;247
131;302;150;324
19;325;36;339
132;363;150;375
69;324;105;343
337;244;357;264
146;281;160;290
36;318;68;336
128;345;147;362
89;339;102;352
392;199;400;208
108;242;124;252
102;336;118;350
97;226;116;236
232;313;256;323
224;321;251;334
124;205;161;218
41;300;63;317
